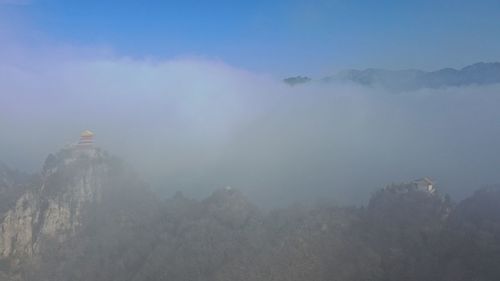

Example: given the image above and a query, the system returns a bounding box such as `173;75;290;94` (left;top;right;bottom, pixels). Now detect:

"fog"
1;36;500;207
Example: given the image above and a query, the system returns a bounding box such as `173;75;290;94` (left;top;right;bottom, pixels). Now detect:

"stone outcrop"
0;147;110;259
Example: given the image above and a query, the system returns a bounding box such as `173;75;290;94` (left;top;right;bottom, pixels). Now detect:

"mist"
1;35;500;207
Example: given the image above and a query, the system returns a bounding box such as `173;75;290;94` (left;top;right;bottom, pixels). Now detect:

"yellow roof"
80;130;94;137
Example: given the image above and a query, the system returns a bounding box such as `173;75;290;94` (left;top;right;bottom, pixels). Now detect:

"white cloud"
1;31;500;207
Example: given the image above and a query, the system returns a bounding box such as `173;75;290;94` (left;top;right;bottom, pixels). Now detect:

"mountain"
437;186;500;281
0;164;33;215
1;143;500;281
283;76;312;86
284;62;500;91
0;146;157;280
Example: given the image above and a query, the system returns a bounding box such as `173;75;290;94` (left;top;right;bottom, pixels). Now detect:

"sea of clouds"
1;23;500;207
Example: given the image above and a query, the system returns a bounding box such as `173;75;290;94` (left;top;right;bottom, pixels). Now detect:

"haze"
1;0;500;207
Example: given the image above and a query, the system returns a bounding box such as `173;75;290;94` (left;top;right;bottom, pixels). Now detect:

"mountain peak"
203;187;259;228
0;144;122;259
42;147;105;174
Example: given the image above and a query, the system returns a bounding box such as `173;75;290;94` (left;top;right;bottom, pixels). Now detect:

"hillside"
1;146;500;281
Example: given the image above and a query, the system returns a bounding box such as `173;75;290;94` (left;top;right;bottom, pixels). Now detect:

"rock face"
0;147;110;258
0;164;32;215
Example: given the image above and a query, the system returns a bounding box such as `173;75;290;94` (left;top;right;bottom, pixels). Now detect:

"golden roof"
80;130;95;137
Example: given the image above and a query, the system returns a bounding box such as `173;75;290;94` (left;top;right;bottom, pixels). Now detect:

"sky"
1;0;500;76
1;0;500;207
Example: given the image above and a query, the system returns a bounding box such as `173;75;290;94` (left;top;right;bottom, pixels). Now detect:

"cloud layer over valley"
1;32;500;207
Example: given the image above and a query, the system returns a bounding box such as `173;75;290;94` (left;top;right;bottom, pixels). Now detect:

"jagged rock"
0;164;33;215
0;147;112;259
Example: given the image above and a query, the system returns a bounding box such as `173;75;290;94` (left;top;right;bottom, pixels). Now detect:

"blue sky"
2;0;500;76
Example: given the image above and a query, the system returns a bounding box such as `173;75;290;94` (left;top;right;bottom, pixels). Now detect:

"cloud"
1;32;500;207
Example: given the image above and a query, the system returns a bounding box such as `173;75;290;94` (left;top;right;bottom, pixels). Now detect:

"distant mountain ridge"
284;62;500;91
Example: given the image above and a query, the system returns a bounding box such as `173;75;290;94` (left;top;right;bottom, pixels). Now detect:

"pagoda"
78;130;95;147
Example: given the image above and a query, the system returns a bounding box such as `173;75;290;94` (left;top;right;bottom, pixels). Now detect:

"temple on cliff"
78;130;95;147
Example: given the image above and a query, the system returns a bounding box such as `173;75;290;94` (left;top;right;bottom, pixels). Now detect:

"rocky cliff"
0;147;114;259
